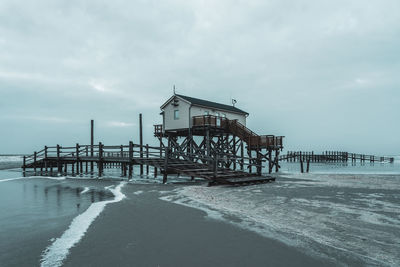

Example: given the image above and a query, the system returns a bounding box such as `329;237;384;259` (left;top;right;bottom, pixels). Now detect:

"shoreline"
1;168;399;266
63;183;335;267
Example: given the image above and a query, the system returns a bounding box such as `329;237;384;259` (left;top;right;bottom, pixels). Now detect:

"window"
222;114;226;118
174;110;179;120
204;111;209;115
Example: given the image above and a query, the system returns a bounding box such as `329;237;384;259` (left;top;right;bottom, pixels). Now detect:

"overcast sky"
0;0;399;155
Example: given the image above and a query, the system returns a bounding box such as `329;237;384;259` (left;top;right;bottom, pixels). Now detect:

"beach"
0;156;399;266
63;183;333;267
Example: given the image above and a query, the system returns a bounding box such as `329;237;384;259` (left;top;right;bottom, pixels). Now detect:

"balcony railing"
192;115;229;128
155;115;284;149
154;124;163;135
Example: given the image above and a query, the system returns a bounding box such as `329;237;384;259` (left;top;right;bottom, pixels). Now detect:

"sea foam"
0;176;66;183
160;177;400;267
40;182;126;267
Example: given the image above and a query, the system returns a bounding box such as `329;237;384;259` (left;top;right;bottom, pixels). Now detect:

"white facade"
161;95;247;131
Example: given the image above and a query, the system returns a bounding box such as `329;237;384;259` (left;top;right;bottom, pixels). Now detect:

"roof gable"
175;94;248;115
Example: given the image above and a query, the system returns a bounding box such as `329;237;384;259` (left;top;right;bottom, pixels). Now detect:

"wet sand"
64;183;334;267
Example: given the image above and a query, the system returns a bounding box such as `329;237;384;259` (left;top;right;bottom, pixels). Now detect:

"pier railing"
279;151;394;163
23;141;270;178
191;115;284;149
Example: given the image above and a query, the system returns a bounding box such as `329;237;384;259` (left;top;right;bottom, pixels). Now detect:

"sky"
0;0;399;155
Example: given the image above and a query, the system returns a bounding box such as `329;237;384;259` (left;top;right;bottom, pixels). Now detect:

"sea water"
0;156;120;267
161;158;400;266
2;155;399;266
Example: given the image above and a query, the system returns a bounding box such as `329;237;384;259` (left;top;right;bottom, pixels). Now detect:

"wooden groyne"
280;151;394;164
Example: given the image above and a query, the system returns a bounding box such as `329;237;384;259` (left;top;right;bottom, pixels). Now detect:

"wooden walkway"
280;151;394;163
22;142;275;186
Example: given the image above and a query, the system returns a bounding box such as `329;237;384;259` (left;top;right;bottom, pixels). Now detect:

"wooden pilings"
90;120;94;173
129;141;133;179
139;113;143;175
163;147;169;184
281;151;393;164
98;142;103;177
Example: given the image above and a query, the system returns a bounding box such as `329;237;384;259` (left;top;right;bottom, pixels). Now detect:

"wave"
40;182;126;267
0;155;23;163
0;176;67;183
80;187;90;194
160;182;400;266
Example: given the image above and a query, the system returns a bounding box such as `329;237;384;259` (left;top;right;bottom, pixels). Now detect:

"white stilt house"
160;94;248;132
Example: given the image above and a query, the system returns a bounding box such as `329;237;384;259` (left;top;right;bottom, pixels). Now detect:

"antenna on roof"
173;85;176;95
232;98;237;107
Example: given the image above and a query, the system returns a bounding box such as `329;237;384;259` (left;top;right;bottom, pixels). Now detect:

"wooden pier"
280;151;394;164
22;142;276;186
22;110;285;186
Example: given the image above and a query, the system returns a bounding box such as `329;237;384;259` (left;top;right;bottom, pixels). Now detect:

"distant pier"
280;151;394;163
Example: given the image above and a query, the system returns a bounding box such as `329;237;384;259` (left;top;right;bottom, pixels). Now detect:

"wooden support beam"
98;142;103;177
129;141;133;179
85;146;88;174
163;147;169;184
300;159;304;173
146;144;149;175
34;151;37;173
275;150;280;173
163;136;171;184
76;143;80;174
90;119;94;173
57;144;61;174
268;149;272;174
139;113;144;175
213;154;218;179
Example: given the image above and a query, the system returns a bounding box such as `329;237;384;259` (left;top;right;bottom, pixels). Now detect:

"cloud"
1;114;71;123
106;121;135;127
0;0;399;154
89;79;109;93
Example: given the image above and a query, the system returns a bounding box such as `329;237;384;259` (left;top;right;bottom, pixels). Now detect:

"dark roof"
176;94;248;115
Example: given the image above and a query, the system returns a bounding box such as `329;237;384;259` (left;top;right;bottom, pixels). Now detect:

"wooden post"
213;154;218;179
76;143;80;174
268;149;272;174
129;141;133;179
98;142;103;177
257;148;262;176
139;113;144;175
85;146;88;173
123;163;127;177
306;159;310;173
72;153;75;174
300;159;304;173
248;149;252;174
34;151;37;173
44;146;48;172
233;135;237;170
275;150;279;173
90;119;94;173
146;144;149;175
23;156;26;172
240;142;244;171
205;127;211;162
163;147;169;184
57;145;61;174
120;145;124;176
